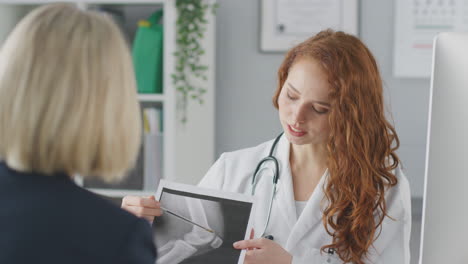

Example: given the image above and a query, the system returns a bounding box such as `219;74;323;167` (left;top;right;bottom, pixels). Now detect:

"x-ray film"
153;180;256;264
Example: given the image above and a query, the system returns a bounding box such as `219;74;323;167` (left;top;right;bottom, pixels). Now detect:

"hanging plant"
172;0;218;123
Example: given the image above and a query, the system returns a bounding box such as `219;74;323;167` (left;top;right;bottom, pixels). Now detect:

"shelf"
79;0;165;3
88;188;156;198
138;94;165;102
0;0;166;4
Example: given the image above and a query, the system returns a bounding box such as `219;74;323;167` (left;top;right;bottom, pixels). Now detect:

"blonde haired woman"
0;4;156;264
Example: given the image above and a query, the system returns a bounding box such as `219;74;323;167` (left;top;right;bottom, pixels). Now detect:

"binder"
143;108;163;191
132;10;164;94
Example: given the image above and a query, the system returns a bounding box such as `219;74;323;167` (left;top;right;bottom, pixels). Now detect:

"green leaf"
212;3;219;14
171;74;180;82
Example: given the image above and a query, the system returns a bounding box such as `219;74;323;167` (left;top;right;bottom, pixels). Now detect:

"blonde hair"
0;3;141;182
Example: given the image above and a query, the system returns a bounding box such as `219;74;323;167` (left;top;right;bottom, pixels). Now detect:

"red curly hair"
272;30;400;263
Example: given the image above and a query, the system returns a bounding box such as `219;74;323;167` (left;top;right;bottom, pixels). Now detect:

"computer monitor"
419;32;468;264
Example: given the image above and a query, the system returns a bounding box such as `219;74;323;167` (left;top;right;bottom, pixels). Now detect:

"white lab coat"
198;135;412;264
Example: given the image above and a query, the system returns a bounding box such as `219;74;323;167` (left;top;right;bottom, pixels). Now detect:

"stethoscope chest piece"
325;248;336;264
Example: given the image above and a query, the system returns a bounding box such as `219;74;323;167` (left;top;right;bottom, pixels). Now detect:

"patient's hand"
121;195;163;222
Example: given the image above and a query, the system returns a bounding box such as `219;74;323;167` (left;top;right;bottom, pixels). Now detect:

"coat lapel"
273;135;297;231
285;169;329;250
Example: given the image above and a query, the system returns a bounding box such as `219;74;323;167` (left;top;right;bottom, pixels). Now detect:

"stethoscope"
250;132;336;260
250;132;282;240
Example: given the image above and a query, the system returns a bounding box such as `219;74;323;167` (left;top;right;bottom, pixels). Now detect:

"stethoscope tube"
251;133;283;239
251;133;282;188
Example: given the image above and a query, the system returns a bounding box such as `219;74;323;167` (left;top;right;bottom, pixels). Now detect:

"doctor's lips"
288;124;307;137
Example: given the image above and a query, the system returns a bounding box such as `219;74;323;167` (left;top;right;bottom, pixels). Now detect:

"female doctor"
122;29;412;264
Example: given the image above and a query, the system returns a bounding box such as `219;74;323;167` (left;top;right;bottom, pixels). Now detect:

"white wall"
0;6;33;42
0;1;429;198
214;0;429;198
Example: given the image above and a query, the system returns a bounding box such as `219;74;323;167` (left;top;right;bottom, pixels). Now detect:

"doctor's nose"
292;105;307;125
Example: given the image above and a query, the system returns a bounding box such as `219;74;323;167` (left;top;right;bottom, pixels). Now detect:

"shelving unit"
138;94;166;102
0;0;215;198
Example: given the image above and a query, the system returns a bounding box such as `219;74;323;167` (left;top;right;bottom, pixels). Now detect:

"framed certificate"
260;0;359;52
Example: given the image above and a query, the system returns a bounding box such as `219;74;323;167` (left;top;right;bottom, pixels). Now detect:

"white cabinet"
0;0;215;198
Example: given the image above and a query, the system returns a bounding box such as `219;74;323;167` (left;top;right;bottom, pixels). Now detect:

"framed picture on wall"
260;0;359;52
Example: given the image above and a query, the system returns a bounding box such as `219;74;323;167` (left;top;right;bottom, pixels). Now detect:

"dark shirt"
0;162;157;264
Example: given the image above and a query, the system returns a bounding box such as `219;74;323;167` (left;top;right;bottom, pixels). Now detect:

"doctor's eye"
286;91;297;100
312;106;329;114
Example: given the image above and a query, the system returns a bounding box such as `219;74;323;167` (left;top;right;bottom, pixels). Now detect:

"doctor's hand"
233;238;292;264
121;195;163;222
